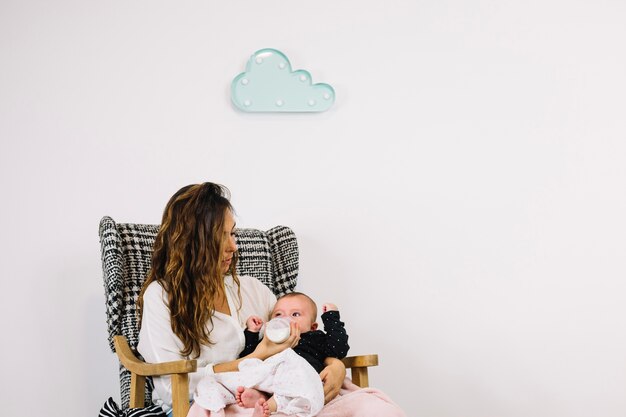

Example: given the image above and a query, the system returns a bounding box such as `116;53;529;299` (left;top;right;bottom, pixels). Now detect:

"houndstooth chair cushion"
99;216;299;409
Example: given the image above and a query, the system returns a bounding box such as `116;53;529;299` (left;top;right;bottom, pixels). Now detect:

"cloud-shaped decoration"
231;48;335;113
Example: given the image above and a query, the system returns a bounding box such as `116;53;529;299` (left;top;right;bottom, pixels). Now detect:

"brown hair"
275;292;318;322
138;182;240;358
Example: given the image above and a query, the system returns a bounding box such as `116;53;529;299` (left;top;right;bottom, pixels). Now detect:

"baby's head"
271;292;318;333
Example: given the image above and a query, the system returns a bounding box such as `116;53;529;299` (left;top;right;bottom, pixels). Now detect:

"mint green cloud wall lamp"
231;48;335;112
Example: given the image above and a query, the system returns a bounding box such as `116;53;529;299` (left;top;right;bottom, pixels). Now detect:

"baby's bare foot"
251;398;271;417
235;386;246;407
236;387;268;409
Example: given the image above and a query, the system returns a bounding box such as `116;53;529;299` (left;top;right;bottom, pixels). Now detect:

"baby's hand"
322;303;338;313
246;315;264;332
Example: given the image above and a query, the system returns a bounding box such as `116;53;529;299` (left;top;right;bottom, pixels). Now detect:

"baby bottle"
264;317;291;343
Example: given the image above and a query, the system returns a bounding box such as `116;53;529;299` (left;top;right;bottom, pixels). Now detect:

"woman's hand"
320;357;346;404
253;321;300;360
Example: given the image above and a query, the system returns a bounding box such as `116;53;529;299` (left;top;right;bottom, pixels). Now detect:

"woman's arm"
138;283;207;409
213;321;301;373
319;357;346;403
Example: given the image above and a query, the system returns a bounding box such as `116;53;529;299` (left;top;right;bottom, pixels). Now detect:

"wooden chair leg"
351;367;369;388
342;354;378;388
130;373;146;407
171;373;190;417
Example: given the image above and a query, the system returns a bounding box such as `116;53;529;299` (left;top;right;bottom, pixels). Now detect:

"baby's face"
271;295;318;333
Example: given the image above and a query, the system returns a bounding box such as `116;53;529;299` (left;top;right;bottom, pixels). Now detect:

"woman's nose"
227;235;238;252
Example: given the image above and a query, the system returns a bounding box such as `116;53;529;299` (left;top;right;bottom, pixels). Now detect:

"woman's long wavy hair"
137;182;241;358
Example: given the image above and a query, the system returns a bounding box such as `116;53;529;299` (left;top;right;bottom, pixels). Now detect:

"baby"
193;292;349;417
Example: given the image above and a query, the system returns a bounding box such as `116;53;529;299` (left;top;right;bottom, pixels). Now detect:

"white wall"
1;1;625;416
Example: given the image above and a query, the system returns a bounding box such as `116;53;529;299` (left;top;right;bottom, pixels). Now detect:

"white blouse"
137;275;277;412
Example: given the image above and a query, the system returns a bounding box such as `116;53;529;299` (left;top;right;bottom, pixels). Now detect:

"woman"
136;182;346;416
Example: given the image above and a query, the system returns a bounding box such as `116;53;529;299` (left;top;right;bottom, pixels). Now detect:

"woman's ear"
311;322;318;331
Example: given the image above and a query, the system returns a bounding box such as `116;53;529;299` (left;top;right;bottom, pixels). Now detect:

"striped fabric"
98;216;299;409
99;397;167;417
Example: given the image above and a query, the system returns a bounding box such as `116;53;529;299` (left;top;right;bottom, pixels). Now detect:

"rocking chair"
99;216;378;417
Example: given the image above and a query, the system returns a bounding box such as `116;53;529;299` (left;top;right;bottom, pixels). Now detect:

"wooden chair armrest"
342;354;378;368
341;354;378;388
113;335;196;417
113;335;197;376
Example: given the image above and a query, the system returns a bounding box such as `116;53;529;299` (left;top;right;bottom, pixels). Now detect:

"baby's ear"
311;322;319;331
